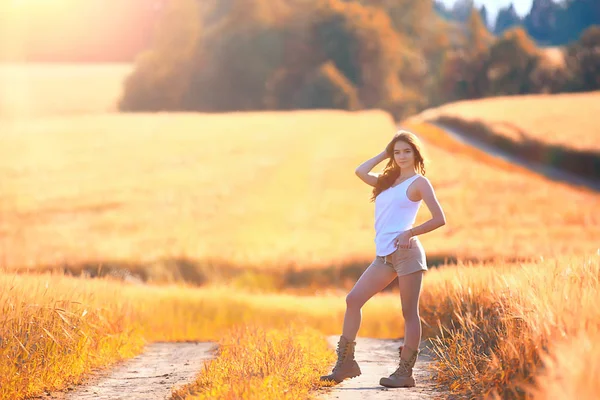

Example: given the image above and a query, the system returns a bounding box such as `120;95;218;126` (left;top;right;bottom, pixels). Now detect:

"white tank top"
374;174;422;256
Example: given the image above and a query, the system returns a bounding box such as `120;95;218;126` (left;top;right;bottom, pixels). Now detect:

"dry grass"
532;331;600;399
416;91;600;152
0;269;405;399
0;272;144;399
420;254;600;398
171;324;333;400
6;253;600;399
2;111;598;275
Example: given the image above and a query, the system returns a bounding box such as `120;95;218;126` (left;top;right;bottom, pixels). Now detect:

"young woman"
320;130;446;388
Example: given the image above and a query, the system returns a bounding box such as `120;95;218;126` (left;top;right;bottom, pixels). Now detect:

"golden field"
1;111;599;276
416;91;600;152
2;63;600;399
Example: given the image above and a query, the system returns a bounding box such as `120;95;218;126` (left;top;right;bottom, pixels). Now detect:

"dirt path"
48;342;217;400
433;122;600;192
318;336;448;400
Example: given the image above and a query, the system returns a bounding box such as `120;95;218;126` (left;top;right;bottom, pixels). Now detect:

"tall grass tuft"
0;273;144;399
170;324;333;400
419;255;600;398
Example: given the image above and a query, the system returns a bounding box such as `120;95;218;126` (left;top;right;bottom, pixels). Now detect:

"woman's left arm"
409;177;446;237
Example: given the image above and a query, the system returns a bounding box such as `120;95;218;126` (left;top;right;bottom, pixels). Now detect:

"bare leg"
397;270;424;355
343;262;397;341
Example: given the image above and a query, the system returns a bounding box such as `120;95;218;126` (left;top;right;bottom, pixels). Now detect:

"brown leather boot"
319;335;361;384
379;344;419;388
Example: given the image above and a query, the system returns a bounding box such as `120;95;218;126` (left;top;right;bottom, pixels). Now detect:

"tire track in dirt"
433;122;600;192
46;342;217;400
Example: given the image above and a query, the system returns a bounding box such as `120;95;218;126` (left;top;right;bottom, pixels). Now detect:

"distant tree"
466;8;494;97
167;0;295;111
479;5;489;30
417;18;455;107
440;8;492;100
554;0;600;45
467;7;493;54
524;0;560;45
364;0;434;38
529;48;569;93
433;0;453;20
362;0;440;110
451;0;475;22
439;50;471;101
494;4;522;35
486;27;540;95
119;0;203;111
291;62;362;110
310;1;405;110
564;26;600;91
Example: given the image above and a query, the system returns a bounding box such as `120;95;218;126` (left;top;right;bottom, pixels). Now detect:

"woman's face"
393;140;415;169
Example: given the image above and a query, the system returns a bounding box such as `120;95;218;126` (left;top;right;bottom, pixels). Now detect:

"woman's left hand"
394;230;412;249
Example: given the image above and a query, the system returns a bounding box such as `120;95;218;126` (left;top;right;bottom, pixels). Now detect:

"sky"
439;0;535;24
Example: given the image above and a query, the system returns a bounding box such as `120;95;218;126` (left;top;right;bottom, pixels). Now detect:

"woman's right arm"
354;151;388;187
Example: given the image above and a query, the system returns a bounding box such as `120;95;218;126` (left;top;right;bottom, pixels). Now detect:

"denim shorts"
371;238;428;276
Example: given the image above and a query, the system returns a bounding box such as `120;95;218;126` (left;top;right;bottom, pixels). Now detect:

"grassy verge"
170;324;333;400
424;115;600;181
409;92;600;153
402;118;532;175
5;254;600;399
0;273;144;399
419;255;600;398
0;271;403;399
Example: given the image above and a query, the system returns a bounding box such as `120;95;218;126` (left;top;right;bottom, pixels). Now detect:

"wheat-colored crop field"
2;63;600;400
1;111;598;274
417;91;600;152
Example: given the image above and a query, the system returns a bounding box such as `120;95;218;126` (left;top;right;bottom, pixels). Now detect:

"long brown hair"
371;130;427;202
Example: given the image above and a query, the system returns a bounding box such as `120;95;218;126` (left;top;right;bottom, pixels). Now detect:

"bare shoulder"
418;175;432;183
414;175;445;222
415;175;435;193
415;174;431;185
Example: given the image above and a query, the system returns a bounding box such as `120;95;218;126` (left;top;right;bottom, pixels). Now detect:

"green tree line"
435;0;600;46
120;0;600;120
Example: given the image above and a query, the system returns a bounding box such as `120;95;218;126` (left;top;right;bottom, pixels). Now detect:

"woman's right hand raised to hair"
383;138;396;157
355;150;389;186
